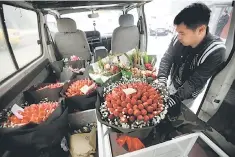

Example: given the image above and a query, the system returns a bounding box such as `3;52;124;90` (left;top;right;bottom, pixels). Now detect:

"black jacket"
158;33;226;100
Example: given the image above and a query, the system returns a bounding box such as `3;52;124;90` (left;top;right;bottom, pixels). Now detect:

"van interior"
0;0;235;157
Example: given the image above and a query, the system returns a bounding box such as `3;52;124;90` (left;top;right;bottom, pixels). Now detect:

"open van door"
192;1;235;156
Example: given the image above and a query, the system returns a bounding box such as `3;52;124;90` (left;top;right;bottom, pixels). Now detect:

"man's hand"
168;94;181;107
168;96;177;107
167;94;182;121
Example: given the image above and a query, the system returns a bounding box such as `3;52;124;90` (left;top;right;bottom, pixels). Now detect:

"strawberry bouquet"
1;102;59;128
64;55;86;72
0;100;68;150
24;83;64;104
89;55;122;85
121;50;157;82
96;77;169;139
61;79;98;112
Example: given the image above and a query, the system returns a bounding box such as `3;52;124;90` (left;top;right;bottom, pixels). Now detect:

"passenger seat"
54;18;91;61
111;14;139;54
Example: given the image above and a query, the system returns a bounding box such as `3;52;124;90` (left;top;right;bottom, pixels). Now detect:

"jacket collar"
193;32;213;54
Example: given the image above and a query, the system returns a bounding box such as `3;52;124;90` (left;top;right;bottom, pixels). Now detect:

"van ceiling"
27;1;151;9
26;1;152;15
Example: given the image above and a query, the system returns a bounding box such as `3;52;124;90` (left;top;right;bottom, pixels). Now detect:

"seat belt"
44;23;61;60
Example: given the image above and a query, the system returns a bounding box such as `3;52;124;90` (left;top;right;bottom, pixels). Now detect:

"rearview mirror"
88;12;99;18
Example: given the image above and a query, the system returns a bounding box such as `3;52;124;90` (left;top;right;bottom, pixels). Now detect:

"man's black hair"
174;3;211;30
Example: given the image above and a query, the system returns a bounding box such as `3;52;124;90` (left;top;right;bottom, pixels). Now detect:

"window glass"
61;10;123;35
128;8;139;25
0;17;17;81
210;6;233;42
3;4;41;68
46;14;58;38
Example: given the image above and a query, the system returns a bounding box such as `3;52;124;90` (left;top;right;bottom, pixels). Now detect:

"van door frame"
197;1;235;121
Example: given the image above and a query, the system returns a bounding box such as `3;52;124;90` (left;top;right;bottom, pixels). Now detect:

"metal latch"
37;40;42;45
214;99;220;103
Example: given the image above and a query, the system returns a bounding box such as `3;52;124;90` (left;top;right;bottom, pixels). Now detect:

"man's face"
175;23;203;47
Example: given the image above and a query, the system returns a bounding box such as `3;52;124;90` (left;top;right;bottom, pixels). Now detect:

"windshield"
61;10;123;35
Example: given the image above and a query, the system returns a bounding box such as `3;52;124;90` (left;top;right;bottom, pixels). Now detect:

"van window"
3;4;41;68
0;17;17;81
61;10;123;35
128;8;139;25
46;14;58;38
210;7;233;42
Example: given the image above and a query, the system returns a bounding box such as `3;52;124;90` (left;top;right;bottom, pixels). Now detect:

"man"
215;10;230;37
157;3;226;108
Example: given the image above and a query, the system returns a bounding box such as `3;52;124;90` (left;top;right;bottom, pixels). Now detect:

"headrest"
119;14;134;27
57;18;77;33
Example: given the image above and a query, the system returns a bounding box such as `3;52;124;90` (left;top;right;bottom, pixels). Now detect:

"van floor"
188;138;220;157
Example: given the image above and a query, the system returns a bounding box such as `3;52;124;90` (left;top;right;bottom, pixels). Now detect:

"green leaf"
144;52;148;64
97;57;104;70
95;78;104;85
121;70;132;79
147;77;154;83
124;53;133;67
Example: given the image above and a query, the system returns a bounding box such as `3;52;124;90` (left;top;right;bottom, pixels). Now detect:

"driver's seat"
111;14;139;54
54;18;91;61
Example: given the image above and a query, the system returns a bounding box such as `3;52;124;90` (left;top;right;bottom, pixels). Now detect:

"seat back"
111;14;139;54
54;18;91;61
93;46;108;62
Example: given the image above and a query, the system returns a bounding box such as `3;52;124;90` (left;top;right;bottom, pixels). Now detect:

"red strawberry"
108;114;114;120
147;99;153;105
128;108;134;115
143;102;149;108
109;108;114;113
137;115;143;121
141;109;147;116
134;109;141;117
137;100;143;105
138;104;144;110
131;98;137;105
144;115;150;122
113;110;119;117
147;106;154;113
148;114;154;119
141;96;148;102
121;102;127;108
152;103;158;110
133;105;138;110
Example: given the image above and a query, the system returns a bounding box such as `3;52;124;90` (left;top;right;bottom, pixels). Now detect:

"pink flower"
70;55;80;61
